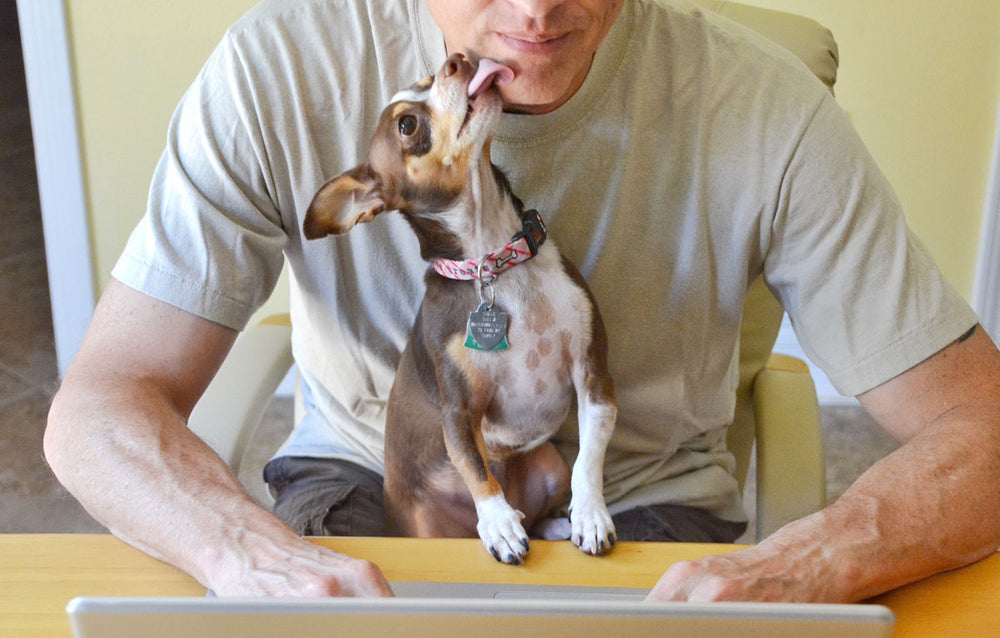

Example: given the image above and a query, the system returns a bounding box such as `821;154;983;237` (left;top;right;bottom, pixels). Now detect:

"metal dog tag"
465;302;509;351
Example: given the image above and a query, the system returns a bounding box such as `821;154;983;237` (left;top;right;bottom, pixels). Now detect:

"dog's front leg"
440;405;530;564
568;378;618;556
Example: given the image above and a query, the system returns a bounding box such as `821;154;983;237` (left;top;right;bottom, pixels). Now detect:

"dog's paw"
568;497;616;556
476;497;530;565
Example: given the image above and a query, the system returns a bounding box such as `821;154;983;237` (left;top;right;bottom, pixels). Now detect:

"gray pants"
263;456;747;542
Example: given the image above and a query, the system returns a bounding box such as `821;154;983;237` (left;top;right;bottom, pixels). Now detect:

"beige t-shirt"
113;0;977;521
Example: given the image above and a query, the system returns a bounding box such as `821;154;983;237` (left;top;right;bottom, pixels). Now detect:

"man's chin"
498;83;574;115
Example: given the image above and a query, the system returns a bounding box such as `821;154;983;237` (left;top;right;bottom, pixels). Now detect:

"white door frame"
974;102;1000;342
17;0;95;377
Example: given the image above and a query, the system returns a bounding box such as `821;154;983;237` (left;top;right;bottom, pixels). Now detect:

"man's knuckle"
698;576;739;601
666;560;701;578
349;558;377;576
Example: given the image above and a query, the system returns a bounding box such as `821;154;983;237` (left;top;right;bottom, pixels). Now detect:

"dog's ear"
303;164;387;239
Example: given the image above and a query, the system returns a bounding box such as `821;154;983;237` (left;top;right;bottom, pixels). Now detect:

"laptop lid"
67;589;895;638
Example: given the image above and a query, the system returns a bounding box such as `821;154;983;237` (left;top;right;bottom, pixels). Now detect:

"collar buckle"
512;209;547;257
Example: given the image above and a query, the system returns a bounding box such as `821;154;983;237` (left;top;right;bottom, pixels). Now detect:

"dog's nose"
443;53;469;78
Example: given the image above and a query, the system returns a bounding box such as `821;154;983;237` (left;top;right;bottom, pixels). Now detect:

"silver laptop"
68;582;895;638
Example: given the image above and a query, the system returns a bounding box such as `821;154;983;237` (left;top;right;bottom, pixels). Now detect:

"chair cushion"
690;1;839;92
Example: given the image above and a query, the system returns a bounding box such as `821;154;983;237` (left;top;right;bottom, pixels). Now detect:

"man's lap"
263;455;747;543
264;455;387;537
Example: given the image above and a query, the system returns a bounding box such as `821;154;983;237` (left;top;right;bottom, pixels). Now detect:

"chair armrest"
188;314;293;475
752;353;827;540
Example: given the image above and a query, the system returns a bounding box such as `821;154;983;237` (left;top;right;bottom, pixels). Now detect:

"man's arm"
45;279;393;597
648;324;1000;602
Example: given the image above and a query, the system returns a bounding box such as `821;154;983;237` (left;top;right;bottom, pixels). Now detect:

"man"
45;0;1000;602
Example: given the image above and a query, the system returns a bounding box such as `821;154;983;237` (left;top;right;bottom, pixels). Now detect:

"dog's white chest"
464;259;594;452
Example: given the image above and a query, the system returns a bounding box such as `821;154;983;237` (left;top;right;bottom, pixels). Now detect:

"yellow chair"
189;2;838;542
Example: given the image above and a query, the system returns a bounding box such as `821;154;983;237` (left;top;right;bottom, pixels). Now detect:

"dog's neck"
406;155;526;265
463;159;523;257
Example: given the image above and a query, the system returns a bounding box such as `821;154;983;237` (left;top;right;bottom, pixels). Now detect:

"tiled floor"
0;3;898;537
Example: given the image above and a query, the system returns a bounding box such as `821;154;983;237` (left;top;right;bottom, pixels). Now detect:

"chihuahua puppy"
303;54;617;564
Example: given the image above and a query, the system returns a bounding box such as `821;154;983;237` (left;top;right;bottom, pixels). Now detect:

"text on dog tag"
465;302;509;351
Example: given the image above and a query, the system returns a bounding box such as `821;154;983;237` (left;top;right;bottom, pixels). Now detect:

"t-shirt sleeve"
763;92;978;396
112;32;287;330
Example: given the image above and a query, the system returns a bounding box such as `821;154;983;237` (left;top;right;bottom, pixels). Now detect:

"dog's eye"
398;115;419;137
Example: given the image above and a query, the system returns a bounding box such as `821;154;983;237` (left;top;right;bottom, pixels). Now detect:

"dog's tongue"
467;59;515;98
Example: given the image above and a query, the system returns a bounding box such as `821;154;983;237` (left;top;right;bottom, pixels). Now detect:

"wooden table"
2;534;998;637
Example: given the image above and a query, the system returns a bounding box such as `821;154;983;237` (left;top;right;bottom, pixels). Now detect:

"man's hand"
649;554;796;602
206;536;394;598
646;527;839;602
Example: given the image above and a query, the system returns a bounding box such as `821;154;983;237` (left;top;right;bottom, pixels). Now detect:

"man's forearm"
45;374;393;597
767;412;1000;602
44;280;395;597
650;326;1000;602
649;403;1000;602
44;280;393;597
45;374;295;585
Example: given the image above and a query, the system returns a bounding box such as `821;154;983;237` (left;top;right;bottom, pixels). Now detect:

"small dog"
303;54;617;564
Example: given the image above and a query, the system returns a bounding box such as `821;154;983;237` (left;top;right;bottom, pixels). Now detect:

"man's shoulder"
204;0;425;98
622;0;829;113
225;0;414;46
636;0;816;70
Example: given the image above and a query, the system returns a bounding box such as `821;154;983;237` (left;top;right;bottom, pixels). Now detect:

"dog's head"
303;54;514;240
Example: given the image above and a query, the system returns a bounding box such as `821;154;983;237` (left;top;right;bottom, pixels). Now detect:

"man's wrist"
187;502;306;593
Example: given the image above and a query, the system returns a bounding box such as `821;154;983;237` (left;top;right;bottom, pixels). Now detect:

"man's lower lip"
499;33;568;53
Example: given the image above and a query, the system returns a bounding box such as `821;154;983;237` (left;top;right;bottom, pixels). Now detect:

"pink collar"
432;210;548;281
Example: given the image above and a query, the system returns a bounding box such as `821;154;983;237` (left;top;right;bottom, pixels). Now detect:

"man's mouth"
498;30;572;55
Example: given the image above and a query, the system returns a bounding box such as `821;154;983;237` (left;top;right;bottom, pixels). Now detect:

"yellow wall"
67;1;1000;304
64;0;288;321
742;0;1000;297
